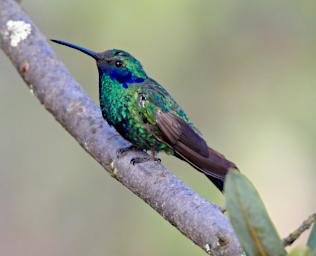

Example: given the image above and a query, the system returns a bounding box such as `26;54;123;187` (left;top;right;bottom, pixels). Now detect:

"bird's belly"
115;118;167;152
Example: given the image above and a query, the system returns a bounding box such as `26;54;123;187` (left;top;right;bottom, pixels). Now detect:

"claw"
130;156;151;165
130;156;162;165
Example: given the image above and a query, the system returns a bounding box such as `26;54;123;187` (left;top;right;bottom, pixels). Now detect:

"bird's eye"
115;60;123;68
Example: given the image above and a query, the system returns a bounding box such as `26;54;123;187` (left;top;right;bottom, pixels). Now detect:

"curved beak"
51;39;100;60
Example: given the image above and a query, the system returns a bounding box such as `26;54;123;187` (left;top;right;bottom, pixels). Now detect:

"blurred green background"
1;1;315;255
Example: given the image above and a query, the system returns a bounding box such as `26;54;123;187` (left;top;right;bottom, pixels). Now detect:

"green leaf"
225;171;287;256
308;224;316;252
289;246;312;256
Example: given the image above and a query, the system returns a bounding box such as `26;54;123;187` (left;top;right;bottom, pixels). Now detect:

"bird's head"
51;40;147;85
97;49;147;84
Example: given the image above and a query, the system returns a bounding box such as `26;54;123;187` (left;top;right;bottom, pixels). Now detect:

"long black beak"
51;39;99;60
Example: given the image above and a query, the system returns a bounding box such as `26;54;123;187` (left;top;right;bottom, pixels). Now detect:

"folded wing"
156;110;238;191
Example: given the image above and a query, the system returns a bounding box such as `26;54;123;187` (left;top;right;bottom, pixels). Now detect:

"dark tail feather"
205;175;225;191
174;146;238;192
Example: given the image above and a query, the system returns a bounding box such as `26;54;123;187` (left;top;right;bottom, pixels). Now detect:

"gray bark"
0;0;242;255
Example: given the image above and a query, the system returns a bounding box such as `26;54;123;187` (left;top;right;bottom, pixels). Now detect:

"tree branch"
0;0;242;255
283;213;316;247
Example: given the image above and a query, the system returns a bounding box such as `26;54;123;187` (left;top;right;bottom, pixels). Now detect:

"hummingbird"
51;39;238;191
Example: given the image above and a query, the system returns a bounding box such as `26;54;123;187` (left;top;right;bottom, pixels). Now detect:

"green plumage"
99;72;194;153
51;39;238;191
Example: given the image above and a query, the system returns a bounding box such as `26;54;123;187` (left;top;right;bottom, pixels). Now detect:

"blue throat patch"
109;68;144;89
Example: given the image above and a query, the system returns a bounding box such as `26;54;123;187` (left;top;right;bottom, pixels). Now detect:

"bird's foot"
130;156;151;165
150;150;161;163
116;145;140;159
154;158;161;163
130;156;161;165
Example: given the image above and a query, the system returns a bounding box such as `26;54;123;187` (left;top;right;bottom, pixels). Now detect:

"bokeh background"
1;1;316;255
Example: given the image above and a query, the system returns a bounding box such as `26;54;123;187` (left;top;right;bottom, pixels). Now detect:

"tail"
175;147;238;192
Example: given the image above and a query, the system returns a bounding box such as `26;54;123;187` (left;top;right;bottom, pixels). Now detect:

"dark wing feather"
156;110;209;157
156;110;238;190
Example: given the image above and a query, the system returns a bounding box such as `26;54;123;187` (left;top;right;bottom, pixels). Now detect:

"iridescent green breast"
99;74;169;151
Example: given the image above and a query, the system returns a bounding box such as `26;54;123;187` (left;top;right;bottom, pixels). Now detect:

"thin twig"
0;0;242;255
283;213;316;247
